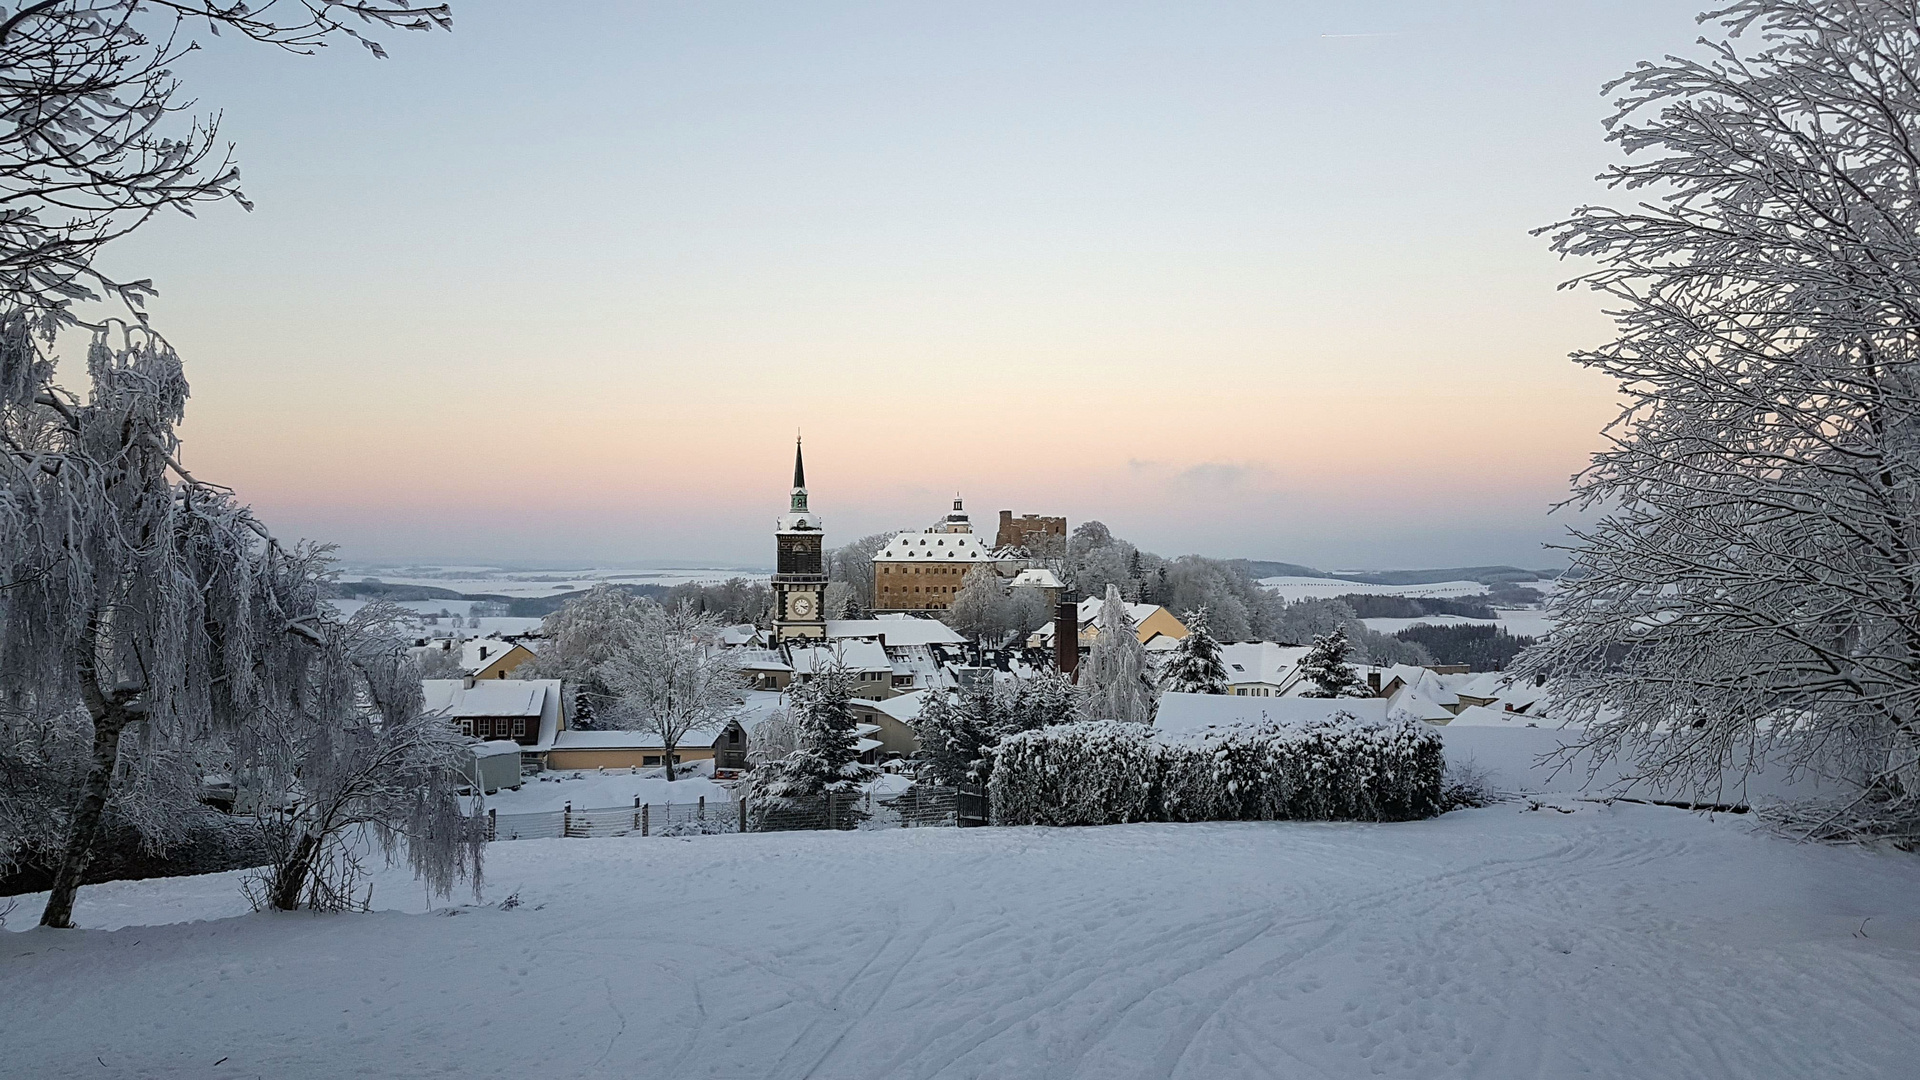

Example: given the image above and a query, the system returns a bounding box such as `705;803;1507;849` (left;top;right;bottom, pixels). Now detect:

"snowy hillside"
7;803;1918;1078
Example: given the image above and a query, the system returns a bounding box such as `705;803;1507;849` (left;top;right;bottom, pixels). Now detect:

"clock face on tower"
790;594;814;617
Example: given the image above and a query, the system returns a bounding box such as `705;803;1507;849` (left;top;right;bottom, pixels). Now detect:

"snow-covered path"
6;804;1920;1079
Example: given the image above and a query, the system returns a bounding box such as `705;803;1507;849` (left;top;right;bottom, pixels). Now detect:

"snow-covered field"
341;564;768;598
1260;575;1493;601
7;788;1918;1078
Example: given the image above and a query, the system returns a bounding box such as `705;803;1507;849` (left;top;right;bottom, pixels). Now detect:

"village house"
848;692;926;760
788;638;894;699
1027;597;1190;653
423;678;564;746
545;719;751;774
415;636;537;680
1217;641;1311;697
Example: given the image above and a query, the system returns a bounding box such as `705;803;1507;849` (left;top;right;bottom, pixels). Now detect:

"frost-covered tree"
1007;586;1053;645
0;2;449;328
1077;584;1158;724
822;580;855;619
519;583;655;725
1160;607;1229;694
2;327;322;927
1523;0;1920;840
0;2;452;926
945;565;1011;644
242;601;483;912
913;686;992;787
917;666;1078;787
752;662;876;805
829;531;897;618
597;601;744;780
1299;626;1368;699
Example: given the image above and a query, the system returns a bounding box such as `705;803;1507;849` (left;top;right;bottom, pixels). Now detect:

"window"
643;755;662;766
513;717;526;737
460;719;473;736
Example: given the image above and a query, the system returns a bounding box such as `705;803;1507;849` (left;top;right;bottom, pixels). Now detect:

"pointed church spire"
793;435;807;490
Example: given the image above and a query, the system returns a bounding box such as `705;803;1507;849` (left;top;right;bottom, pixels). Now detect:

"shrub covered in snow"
1157;715;1444;823
988;721;1158;826
993;713;1444;827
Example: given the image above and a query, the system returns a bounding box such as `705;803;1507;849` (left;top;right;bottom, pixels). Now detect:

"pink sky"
91;0;1690;570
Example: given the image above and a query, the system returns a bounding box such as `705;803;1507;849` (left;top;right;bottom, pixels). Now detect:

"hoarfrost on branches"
239;600;484;913
1522;0;1920;842
0;2;450;329
988;721;1158;827
1076;584;1158;724
597;601;745;781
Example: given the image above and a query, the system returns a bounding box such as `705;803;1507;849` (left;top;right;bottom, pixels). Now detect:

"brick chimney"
1055;598;1079;678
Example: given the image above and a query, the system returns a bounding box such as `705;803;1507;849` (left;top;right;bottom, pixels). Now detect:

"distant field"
343;565;768;599
1259;576;1491;601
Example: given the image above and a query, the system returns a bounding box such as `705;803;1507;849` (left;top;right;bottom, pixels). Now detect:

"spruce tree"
756;662;877;807
1160;607;1229;694
1299;625;1368;699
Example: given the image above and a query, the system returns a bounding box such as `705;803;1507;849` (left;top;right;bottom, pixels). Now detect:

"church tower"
772;437;828;642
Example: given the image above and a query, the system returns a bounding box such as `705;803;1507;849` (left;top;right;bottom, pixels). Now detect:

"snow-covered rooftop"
422;679;564;748
789;639;892;676
875;531;993;563
1008;567;1064;590
823;617;967;648
1218;641;1310;687
422;680;549;718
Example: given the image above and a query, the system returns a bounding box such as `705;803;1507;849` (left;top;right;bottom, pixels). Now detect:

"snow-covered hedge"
1157;715;1444;823
992;714;1444;827
988;721;1158;826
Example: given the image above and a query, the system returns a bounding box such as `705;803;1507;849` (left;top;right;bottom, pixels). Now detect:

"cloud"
1171;460;1279;492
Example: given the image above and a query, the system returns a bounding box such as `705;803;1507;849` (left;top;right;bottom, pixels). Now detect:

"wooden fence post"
738;795;747;833
488;807;496;841
698;795;706;822
641;803;649;837
563;801;572;838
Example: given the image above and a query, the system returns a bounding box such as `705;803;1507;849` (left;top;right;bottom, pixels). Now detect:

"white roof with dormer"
876;531;993;563
1009;567;1064;590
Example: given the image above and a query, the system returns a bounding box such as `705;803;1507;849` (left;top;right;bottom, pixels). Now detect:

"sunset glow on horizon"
89;0;1700;570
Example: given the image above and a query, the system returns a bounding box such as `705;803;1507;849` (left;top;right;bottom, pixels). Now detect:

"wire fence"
484;784;985;842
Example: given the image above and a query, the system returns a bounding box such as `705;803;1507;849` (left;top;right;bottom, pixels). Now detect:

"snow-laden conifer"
1298;626;1369;699
1159;607;1229;695
918;666;1079;788
751;661;877;826
1076;584;1158;723
1524;0;1920;840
